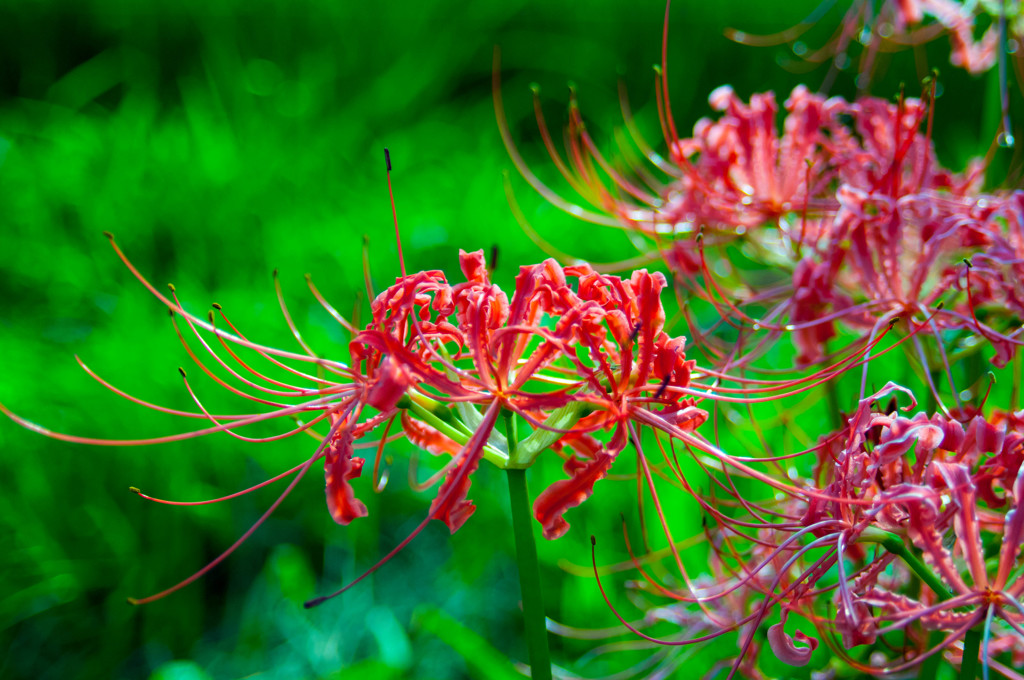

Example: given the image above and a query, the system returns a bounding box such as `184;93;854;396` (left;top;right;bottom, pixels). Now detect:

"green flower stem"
859;529;953;680
860;529;951;603
960;627;981;680
402;396;508;467
509;401;588;469
1012;349;1021;411
504;410;552;680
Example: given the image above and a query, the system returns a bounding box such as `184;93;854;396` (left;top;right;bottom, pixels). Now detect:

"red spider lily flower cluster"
726;0;1020;150
492;3;1024;678
728;0;1014;80
500;52;1024;383
0;232;712;606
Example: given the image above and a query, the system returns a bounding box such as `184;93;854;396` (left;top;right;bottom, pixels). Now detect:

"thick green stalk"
823;341;843;432
873;533;951;603
960;627;981;680
1012;349;1021;411
506;469;552;680
859;530;952;680
504;410;552;680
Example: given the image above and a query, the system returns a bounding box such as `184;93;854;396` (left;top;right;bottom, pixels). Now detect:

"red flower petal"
365;355;412;412
400;410;462;457
324;428;368;526
428;400;500;533
533;451;615;540
767;619;818;666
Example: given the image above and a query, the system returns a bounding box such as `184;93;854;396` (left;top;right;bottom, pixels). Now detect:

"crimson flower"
1;234;709;605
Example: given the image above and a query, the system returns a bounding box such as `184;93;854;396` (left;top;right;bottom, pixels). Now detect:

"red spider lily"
1;225;720;606
671;88;1024;411
793;394;1024;676
727;0;1019;154
497;7;1023;398
672;380;1024;677
360;248;710;540
728;0;1003;79
572;366;1024;677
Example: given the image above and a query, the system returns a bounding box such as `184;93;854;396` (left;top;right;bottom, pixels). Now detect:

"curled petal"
325;429;368;525
365;355;412;412
533;452;615;540
400;411;462;457
997;463;1024;590
885;483;969;595
458;249;490;284
934;462;987;588
767;619;818;666
428;400;500;534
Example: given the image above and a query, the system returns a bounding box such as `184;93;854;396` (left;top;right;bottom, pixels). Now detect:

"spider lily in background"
728;0;1007;77
490;2;1024;677
807;389;1024;678
579;379;1024;678
728;0;1019;147
497;0;1024;417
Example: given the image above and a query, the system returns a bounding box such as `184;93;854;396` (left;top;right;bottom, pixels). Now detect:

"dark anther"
629;322;642;343
590;535;596;547
178;367;187;378
304;596;326;609
963;258;973;269
654;374;672;399
384;147;392;173
212;302;222;310
490;244;499;270
885;397;899;415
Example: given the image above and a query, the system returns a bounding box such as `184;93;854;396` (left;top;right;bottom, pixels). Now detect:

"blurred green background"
0;1;1017;679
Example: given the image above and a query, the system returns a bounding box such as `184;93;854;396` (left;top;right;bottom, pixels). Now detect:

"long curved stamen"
212;304;347;386
102;233;352;373
305;273;359;335
273;269;323;362
74;354;251;421
127;407;354;605
385;148;407;279
131;458;314;506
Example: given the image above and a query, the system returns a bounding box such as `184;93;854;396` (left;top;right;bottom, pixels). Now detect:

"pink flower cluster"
492;7;1024;675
